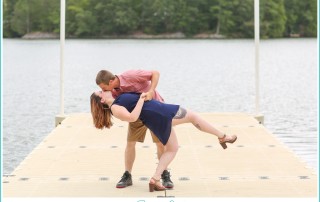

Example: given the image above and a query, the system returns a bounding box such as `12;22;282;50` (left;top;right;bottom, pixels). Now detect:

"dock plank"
3;113;317;197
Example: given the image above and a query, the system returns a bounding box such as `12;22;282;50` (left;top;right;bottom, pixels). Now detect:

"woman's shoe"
149;177;166;192
218;134;237;149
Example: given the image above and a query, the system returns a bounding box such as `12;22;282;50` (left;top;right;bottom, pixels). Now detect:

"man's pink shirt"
111;69;164;102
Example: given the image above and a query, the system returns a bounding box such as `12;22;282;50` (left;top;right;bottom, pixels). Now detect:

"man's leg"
125;141;136;173
116;120;147;188
116;141;136;188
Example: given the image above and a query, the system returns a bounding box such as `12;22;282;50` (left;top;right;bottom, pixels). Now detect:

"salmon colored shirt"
111;69;164;102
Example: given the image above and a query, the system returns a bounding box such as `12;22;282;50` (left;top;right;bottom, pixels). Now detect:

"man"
96;69;174;189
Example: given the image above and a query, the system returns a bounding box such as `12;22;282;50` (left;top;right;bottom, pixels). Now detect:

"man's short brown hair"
96;70;116;85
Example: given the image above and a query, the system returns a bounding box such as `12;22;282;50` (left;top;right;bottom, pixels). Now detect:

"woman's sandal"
149;177;166;192
218;134;237;149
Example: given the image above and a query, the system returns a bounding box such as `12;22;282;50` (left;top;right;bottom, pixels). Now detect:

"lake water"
3;38;318;174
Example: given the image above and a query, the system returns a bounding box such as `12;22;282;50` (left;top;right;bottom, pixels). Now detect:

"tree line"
3;0;317;38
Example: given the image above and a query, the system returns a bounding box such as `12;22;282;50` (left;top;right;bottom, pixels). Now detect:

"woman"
90;91;237;192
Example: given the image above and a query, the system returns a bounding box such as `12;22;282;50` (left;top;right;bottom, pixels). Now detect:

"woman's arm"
111;94;146;122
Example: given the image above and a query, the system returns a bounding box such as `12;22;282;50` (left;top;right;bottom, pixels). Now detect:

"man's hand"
140;92;148;100
145;90;154;101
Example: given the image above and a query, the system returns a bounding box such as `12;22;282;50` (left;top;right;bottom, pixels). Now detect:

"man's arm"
146;70;160;101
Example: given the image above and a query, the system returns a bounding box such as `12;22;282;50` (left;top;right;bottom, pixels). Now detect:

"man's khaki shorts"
127;119;160;143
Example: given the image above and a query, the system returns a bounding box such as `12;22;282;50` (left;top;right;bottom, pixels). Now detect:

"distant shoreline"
11;31;308;40
20;31;228;40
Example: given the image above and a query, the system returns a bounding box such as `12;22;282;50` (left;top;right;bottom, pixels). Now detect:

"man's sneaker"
161;170;174;188
116;171;132;188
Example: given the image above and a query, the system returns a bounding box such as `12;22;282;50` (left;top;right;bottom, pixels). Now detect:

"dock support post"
55;114;67;127
254;0;264;124
254;114;264;124
56;0;66;127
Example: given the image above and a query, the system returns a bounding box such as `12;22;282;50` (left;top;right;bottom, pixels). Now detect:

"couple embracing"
90;69;237;192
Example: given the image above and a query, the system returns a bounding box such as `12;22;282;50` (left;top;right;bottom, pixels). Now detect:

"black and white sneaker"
161;170;174;189
116;171;133;188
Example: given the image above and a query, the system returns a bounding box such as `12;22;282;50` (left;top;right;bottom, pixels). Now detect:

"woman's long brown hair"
90;93;113;129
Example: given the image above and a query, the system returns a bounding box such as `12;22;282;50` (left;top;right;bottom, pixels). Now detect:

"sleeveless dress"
111;93;179;145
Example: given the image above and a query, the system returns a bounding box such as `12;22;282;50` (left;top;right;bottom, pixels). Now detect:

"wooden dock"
3;113;317;198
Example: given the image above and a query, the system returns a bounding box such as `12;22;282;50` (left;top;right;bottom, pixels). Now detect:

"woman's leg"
150;128;179;185
172;107;225;138
172;107;237;149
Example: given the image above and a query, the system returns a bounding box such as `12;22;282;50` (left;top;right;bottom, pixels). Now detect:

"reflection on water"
3;39;318;174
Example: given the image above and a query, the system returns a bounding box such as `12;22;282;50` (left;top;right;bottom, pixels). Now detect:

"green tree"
140;0;177;34
9;0;59;37
295;0;317;37
3;0;20;37
3;0;317;38
173;0;202;35
66;0;98;37
284;0;299;36
88;0;139;36
260;0;287;38
11;0;34;35
229;0;254;38
284;0;317;37
210;0;235;36
186;0;214;34
38;0;60;33
106;0;139;35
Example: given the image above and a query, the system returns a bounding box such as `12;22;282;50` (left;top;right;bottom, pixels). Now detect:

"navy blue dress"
111;93;179;145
